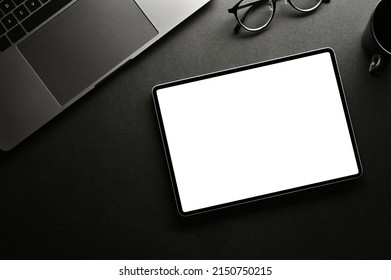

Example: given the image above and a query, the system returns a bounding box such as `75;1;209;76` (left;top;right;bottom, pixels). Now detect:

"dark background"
1;0;391;259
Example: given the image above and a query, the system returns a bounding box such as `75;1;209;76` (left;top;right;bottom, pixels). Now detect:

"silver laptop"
0;0;210;151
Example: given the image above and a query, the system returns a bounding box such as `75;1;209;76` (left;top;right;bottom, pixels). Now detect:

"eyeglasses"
228;0;330;33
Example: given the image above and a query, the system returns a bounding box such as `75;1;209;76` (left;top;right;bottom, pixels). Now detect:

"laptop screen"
154;49;361;215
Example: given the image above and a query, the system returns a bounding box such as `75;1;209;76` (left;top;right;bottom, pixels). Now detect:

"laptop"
0;0;210;151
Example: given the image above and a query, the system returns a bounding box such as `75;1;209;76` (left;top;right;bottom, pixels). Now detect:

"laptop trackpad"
19;0;158;106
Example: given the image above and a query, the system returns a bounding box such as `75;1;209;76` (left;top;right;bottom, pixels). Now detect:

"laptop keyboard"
0;0;72;52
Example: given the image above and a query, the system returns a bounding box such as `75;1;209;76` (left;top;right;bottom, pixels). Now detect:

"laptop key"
0;0;16;15
25;0;41;12
14;4;29;21
22;0;71;32
7;24;25;42
0;35;11;51
2;13;18;29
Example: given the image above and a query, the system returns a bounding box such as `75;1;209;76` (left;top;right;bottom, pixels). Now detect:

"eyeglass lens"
290;0;322;11
237;0;274;31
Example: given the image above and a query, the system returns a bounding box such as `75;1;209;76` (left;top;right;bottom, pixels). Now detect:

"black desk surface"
1;0;391;259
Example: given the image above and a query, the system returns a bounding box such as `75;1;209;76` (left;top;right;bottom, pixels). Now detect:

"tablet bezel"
152;48;363;216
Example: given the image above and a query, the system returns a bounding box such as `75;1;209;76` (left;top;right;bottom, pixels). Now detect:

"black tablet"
152;48;362;216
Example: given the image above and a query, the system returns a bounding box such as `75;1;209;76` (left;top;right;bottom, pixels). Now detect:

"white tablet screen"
154;50;361;215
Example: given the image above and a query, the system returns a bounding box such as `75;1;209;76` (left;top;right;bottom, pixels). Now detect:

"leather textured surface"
1;0;390;259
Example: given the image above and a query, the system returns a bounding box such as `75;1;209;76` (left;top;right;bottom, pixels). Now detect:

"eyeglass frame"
228;0;330;33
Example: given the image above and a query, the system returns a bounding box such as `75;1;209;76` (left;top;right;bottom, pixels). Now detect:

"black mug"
362;0;391;76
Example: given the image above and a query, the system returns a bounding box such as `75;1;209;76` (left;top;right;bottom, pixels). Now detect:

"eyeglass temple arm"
234;23;241;34
322;0;330;3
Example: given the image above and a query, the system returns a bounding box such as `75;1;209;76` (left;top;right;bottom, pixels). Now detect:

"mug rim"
371;0;391;56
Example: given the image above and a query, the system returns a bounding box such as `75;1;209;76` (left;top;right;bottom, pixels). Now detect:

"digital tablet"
152;48;362;216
